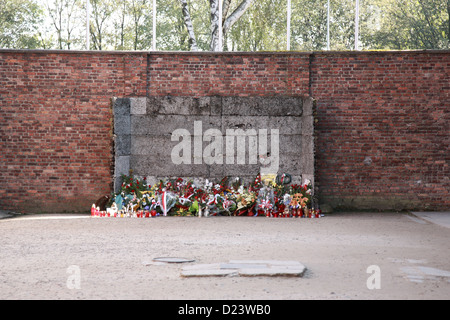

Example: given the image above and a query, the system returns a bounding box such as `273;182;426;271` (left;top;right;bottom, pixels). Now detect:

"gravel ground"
0;212;449;300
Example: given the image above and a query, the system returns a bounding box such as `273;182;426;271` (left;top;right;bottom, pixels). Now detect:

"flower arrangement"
91;173;322;219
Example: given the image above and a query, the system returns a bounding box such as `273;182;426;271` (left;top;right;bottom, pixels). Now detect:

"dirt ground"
0;212;449;300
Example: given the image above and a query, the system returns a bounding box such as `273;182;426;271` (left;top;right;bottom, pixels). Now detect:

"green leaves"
120;174;150;198
0;0;44;49
2;0;447;50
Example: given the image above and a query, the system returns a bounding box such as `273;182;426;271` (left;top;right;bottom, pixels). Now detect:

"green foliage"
0;0;44;48
120;173;151;198
0;0;448;50
364;0;449;50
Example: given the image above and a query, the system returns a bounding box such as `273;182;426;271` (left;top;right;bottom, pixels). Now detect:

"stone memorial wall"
113;96;314;192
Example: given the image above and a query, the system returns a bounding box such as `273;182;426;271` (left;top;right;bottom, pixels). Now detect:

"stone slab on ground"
181;269;239;277
238;267;305;277
181;260;306;278
0;210;13;219
411;212;450;229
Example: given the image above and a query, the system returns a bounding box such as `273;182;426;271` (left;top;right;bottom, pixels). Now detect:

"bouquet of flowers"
93;172;321;219
256;186;275;217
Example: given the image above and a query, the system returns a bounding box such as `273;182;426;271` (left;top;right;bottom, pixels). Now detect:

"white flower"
303;179;311;186
205;179;212;189
283;194;291;205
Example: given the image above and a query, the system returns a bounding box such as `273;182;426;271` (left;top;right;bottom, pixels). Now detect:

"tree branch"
223;0;255;33
419;1;438;46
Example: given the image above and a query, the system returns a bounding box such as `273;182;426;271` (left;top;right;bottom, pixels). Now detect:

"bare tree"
131;0;149;50
90;0;115;50
46;0;80;49
114;0;128;50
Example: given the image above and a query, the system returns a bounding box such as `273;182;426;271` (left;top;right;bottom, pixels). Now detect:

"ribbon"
207;193;221;206
178;194;193;206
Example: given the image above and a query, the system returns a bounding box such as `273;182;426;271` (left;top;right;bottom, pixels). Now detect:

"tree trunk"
222;0;232;21
210;0;220;51
180;0;254;52
447;0;450;43
211;0;255;51
180;0;199;51
119;1;126;49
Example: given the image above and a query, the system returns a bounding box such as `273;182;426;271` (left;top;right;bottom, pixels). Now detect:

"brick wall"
147;53;310;97
0;51;147;212
0;50;448;212
311;51;449;210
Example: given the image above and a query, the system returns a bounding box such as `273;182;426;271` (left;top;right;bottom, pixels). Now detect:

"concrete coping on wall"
1;48;448;56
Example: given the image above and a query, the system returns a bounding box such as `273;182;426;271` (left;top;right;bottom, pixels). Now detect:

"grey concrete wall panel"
113;96;314;192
